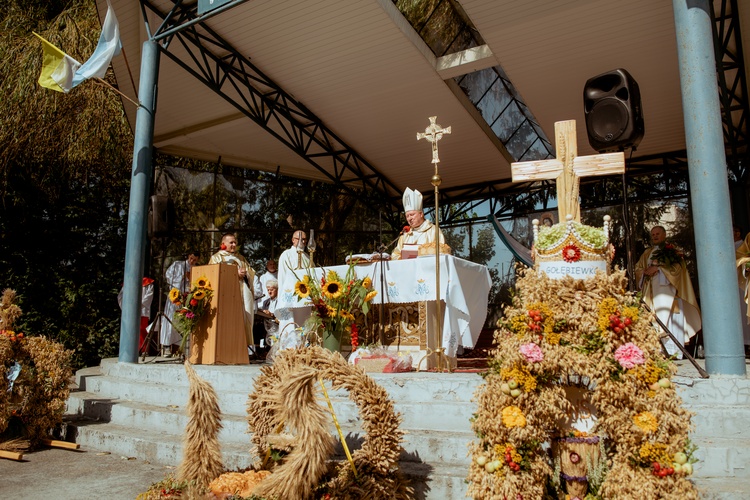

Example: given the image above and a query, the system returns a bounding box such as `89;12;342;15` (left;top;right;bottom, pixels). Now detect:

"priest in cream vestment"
209;233;256;347
635;226;701;359
391;187;445;260
734;231;750;347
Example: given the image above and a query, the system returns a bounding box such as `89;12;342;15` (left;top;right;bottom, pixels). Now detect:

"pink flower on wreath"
185;311;195;319
520;342;544;363
614;342;645;369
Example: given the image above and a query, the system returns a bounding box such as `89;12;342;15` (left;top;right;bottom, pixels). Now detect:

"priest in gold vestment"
391;187;445;260
635;226;701;359
734;231;750;348
209;233;256;348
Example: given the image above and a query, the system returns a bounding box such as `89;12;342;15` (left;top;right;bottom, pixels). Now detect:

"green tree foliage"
0;0;134;368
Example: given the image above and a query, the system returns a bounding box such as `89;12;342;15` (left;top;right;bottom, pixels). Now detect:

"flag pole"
93;78;140;108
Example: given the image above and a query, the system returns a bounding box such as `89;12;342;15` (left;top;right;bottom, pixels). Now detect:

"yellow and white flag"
33;2;120;93
33;33;81;93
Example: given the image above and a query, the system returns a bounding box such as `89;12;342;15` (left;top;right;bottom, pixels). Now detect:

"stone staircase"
674;373;750;499
64;358;750;499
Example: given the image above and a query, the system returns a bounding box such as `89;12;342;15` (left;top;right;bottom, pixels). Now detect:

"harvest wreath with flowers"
0;289;72;452
467;268;699;499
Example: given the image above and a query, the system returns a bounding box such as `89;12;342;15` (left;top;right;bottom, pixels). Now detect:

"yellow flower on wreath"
364;290;378;302
195;276;211;288
633;411;658;433
639;442;671;465
501;406;526;428
323;280;343;299
168;288;181;303
192;290;206;300
362;276;372;289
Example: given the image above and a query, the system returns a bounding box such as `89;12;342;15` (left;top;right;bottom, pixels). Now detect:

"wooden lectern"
189;264;249;365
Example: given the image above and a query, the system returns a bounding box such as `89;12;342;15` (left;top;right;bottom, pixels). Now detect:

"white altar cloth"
277;254;492;357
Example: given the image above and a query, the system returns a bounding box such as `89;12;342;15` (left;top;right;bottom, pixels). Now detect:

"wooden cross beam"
511;120;625;223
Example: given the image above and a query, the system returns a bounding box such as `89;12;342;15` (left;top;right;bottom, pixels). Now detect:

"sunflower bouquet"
293;262;377;352
168;275;214;353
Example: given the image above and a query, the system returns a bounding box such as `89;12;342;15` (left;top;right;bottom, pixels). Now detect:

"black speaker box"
148;195;174;238
583;68;644;152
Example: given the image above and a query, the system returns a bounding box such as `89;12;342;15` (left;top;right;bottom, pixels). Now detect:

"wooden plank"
41;439;80;450
0;450;24;461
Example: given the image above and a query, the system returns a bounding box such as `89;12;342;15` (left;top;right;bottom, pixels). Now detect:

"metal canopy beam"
139;0;403;224
711;0;750;181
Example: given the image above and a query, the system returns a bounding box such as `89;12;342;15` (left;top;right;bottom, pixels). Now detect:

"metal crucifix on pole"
417;116;451;372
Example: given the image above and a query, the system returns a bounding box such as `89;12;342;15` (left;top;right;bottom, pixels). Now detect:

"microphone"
378;226;411;253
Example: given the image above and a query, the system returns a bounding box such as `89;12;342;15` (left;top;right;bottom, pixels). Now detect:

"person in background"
209;233;256;354
118;277;155;355
734;230;750;357
391;187;445;260
635;225;701;359
276;231;311;336
160;251;200;356
255;259;278;309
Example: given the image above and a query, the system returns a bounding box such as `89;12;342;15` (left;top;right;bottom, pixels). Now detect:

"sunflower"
362;277;372;289
192;290;206;300
364;290;378;302
295;280;311;298
168;288;181;303
195;276;211;289
339;310;355;321
323;280;343;299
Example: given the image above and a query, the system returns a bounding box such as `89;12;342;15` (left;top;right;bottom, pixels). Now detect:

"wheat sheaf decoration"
247;346;413;500
178;361;224;488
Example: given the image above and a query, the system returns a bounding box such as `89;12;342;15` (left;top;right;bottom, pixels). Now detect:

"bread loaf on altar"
417;241;452;256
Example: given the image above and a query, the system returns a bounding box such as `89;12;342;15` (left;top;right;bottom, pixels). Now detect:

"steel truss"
137;1;748;228
711;0;750;182
139;0;403;225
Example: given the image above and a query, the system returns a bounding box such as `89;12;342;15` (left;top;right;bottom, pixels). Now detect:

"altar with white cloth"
276;254;492;367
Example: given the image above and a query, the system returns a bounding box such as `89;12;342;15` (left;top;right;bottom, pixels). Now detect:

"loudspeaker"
583;68;644;152
148;195;174;238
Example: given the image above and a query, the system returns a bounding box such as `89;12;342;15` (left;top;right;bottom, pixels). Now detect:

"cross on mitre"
511;120;625;222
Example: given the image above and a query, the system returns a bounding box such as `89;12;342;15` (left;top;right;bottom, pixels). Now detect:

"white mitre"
402;187;423;212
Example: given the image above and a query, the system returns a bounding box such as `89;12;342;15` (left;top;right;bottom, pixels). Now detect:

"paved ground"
0;447;172;499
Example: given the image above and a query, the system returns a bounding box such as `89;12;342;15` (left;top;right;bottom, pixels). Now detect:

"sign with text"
538;261;607;280
198;0;234;15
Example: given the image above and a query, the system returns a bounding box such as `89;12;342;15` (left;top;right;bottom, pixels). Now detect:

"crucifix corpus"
511;120;625;223
417;116;451;372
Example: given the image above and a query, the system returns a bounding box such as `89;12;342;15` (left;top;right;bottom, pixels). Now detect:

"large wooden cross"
511;120;625;222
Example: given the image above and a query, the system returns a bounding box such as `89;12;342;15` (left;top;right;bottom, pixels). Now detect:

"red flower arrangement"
562;244;581;263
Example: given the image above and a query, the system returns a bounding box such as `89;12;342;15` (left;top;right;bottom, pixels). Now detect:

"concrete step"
63;416;466;500
690;437;750;478
76;374;479;433
676;376;750;406
688;405;750;440
693;477;750;500
94;358;484;403
66;389;473;466
66;358;750;500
